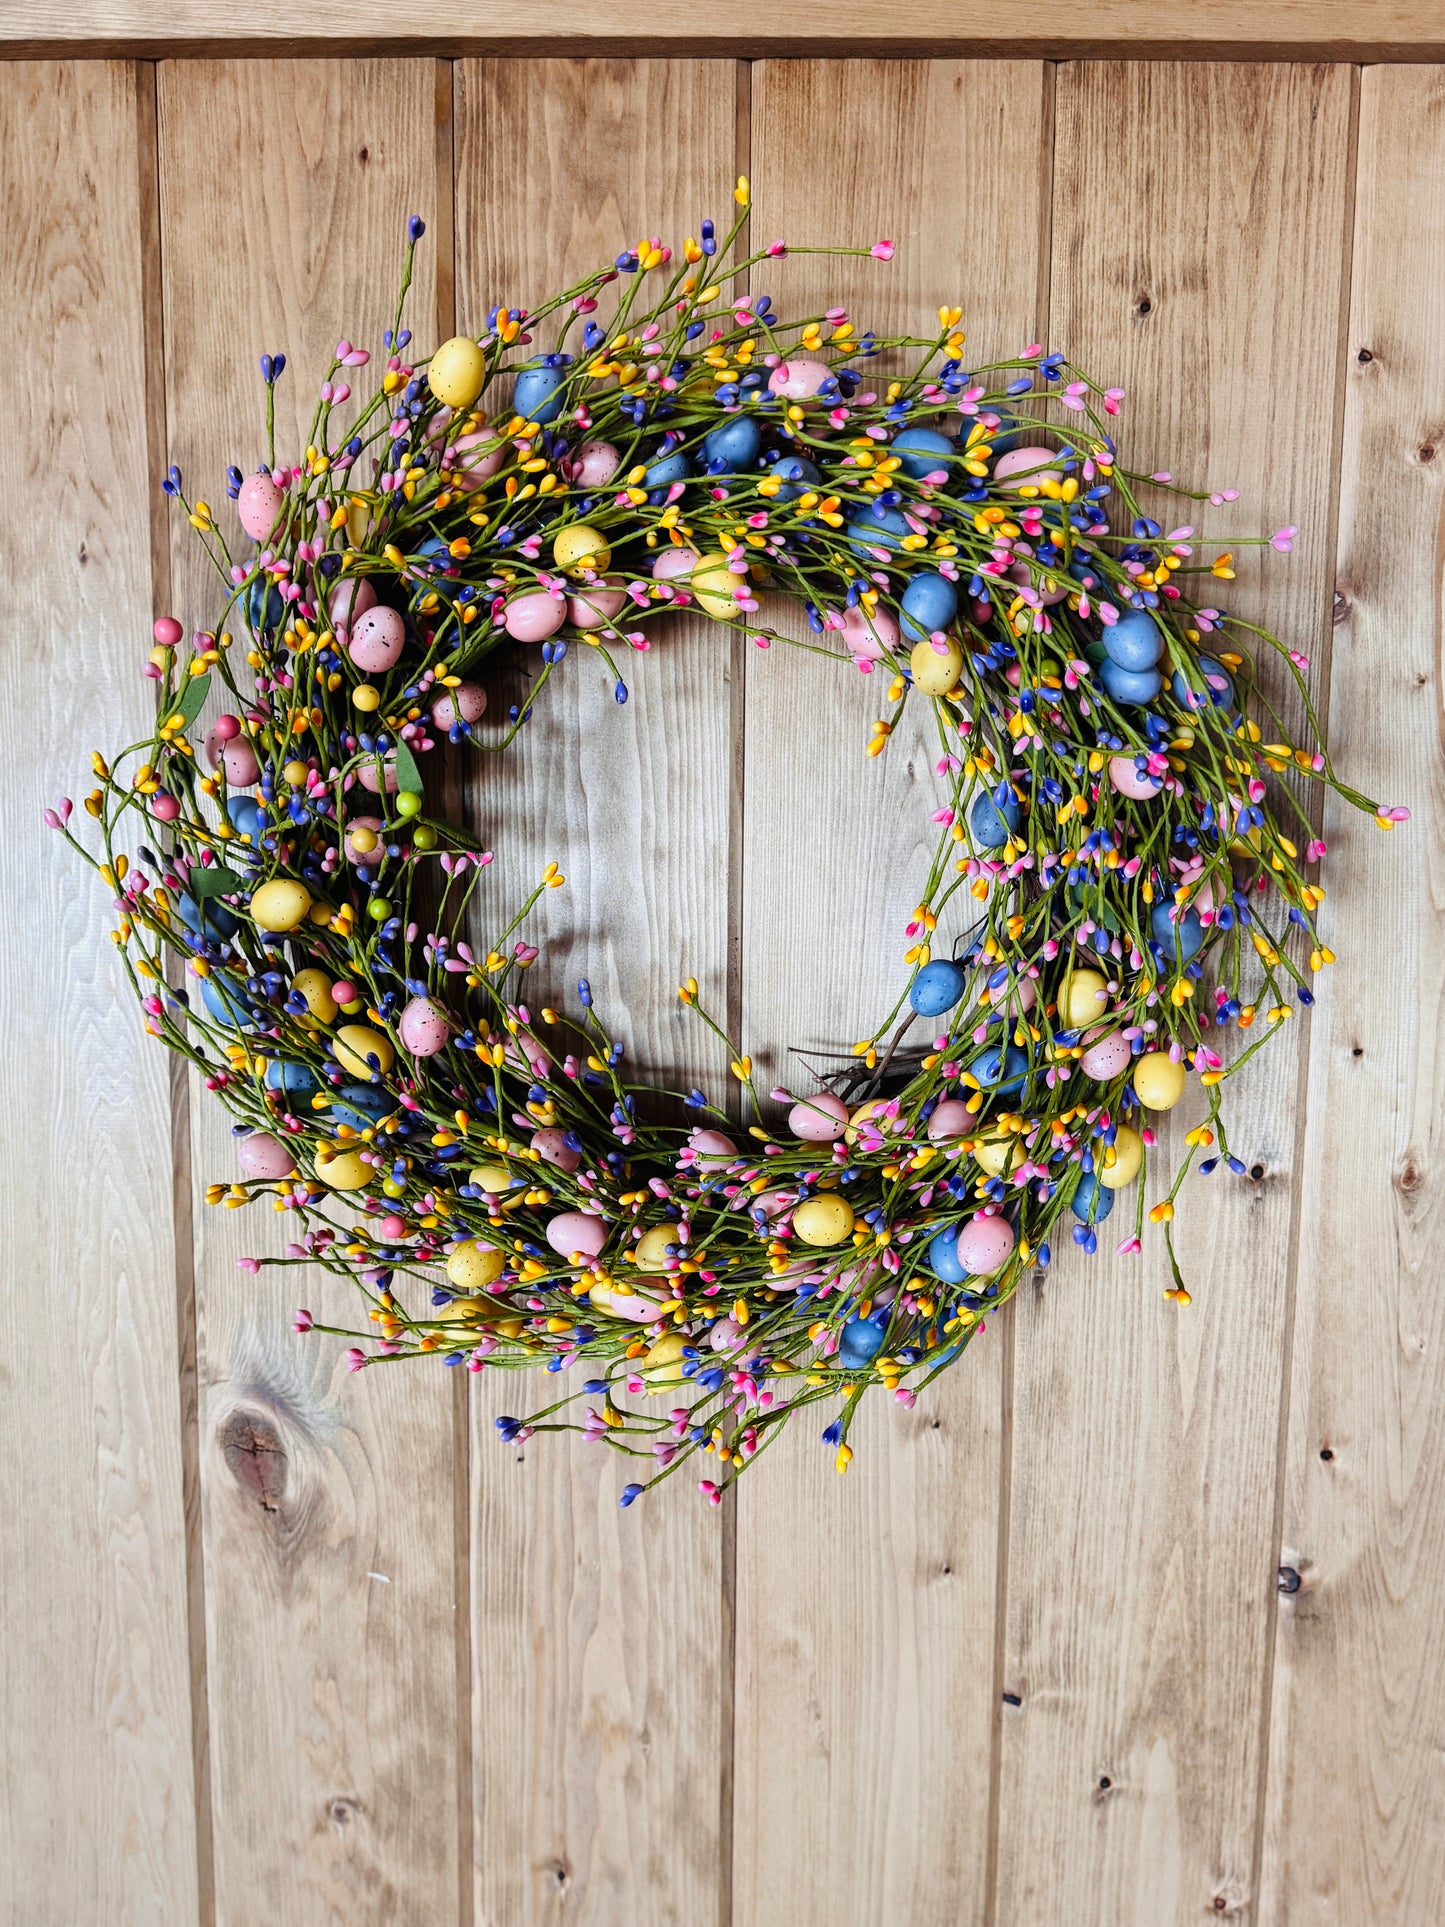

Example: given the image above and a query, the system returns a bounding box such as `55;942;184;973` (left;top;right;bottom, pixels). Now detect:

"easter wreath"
58;186;1401;1503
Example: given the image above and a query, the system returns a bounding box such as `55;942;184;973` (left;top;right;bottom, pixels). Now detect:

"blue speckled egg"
971;1042;1029;1093
900;570;959;640
1150;901;1204;963
970;788;1022;849
200;975;254;1029
910;958;968;1016
228;797;266;844
176;891;239;941
244;578;285;632
891;426;954;478
512;360;570;425
837;1315;889;1369
929;1224;969;1284
1103;609;1163;672
329;1082;393;1132
1071;1172;1115;1223
772;454;820;501
1171;655;1236;711
847;504;911;556
264;1059;322;1103
1100;657;1164;706
702;416;762;470
644;449;693;488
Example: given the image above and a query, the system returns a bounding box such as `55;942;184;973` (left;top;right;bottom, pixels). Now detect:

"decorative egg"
845;1100;907;1145
347;605;406;674
767;358;833;401
973;1136;1018;1178
1171;655;1236;711
263;1058;321;1103
531;1127;581;1172
910;635;963;696
319;1150;372;1191
1007;560;1070;607
237;471;283;541
1080;1027;1132;1080
838;603;899;659
398;994;450;1056
709;1316;745;1353
687;1129;736;1169
792;1195;855;1246
327;577;378;631
1110;754;1163;800
573;440;621;487
431;681;487;729
1133;1050;1187;1110
891;426;954;478
428;336;486;409
1071;1173;1115;1223
1060;967;1109;1028
1099;1125;1144;1189
652;546;700;583
772;454;821;500
329;1083;392;1131
343;815;386;865
469;1163;519;1196
909;958;967;1017
236;1131;297;1180
929;1223;969;1282
1100;657;1163;706
971;1042;1029;1093
702;416;763;470
503;590;566;642
249;878;311;933
545;1212;608;1260
899;570;959;640
205;723;261;789
291;967;337;1028
837;1316;888;1369
200;974;253;1028
1151;901;1204;964
449;431;506;490
1104;609;1164;672
512;359;570;424
847;504;910;556
926;1098;974;1142
446;1239;505;1292
635;1223;681;1270
788;1092;849;1142
690;553;742;621
644;449;692;489
970;788;1022;849
334;1023;394;1078
956;1212;1016;1273
994;446;1061;489
567;578;628;627
553;522;612;577
980;968;1036;1016
641;1330;689;1390
356;754;398;794
596;1282;667;1324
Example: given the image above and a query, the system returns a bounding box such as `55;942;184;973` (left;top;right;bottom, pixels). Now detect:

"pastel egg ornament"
264;1058;322;1104
446;1239;506;1293
970;1041;1029;1095
837;1315;889;1370
772;454;821;500
328;576;377;630
552;522;612;578
690;553;744;621
355;753;398;795
969;786;1021;849
702;415;763;471
1150;900;1205;964
926;1098;975;1143
235;1131;298;1181
1079;1026;1133;1080
572;439;621;487
200;973;254;1028
1110;753;1164;800
545;1212;608;1261
398;994;450;1057
237;470;284;541
838;602;899;660
328;1083;392;1132
1099;1125;1144;1190
317;1149;372;1192
427;335;486;409
1172;654;1237;712
205;718;260;789
890;426;954;479
644;448;693;490
1060;967;1110;1029
641;1331;690;1391
686;1128;737;1170
1102;609;1164;673
909;958;968;1018
348;604;406;674
848;503;910;557
767;357;833;402
788;1092;850;1142
431;681;487;730
531;1127;581;1172
448;430;507;492
503;589;566;642
635;1223;682;1270
249;878;311;933
652;545;700;584
994;446;1062;490
1100;656;1164;706
1133;1050;1188;1111
910;635;963;696
342;815;387;865
792;1194;855;1247
899;570;959;641
932;1212;1015;1279
566;577;628;628
1071;1172;1115;1223
334;1023;394;1079
511;356;570;425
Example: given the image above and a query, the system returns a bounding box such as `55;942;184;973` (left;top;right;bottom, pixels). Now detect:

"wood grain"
4;1;1445;61
992;62;1356;1926
0;59;200;1924
455;58;734;1927
1260;65;1445;1926
157;59;465;1925
731;60;1051;1927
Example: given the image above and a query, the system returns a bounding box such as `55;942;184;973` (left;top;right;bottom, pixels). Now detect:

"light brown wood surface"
6;47;1445;1927
1261;64;1445;1926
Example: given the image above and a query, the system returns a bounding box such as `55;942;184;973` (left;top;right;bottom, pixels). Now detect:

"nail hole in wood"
1357;347;1373;363
1002;1691;1022;1707
1098;1775;1112;1790
1135;294;1153;318
1419;444;1437;464
358;146;370;164
1320;1447;1334;1461
1249;1162;1265;1181
1278;1565;1301;1594
1352;1045;1364;1057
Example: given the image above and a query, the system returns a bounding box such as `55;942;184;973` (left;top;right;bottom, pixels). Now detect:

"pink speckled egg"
926;1099;975;1143
236;1131;297;1180
504;591;566;643
343;815;386;865
1191;878;1216;919
607;1284;666;1323
1110;754;1164;800
349;605;406;674
839;603;900;660
328;577;377;630
504;1035;551;1080
545;1211;608;1260
957;1213;1015;1275
205;724;260;788
567;576;628;627
431;682;487;730
749;1188;794;1225
450;431;506;491
687;1128;737;1170
573;440;621;487
237;471;283;541
981;970;1037;1016
788;1092;849;1141
1007;560;1069;606
709;1315;746;1353
652;546;700;583
531;1127;581;1172
1080;1026;1133;1080
398;995;450;1057
994;446;1062;489
356;755;398;795
768;357;833;401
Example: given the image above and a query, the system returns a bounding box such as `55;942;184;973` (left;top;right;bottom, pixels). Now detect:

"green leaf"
191;862;242;899
393;739;423;795
173;671;212;727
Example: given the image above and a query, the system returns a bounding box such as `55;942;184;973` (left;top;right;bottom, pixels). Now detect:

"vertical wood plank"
1260;66;1445;1925
0;60;200;1924
733;60;1051;1926
455;58;734;1927
157;59;464;1925
994;62;1355;1925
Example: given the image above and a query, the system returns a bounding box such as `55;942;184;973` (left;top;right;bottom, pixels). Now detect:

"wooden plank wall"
3;50;1442;1927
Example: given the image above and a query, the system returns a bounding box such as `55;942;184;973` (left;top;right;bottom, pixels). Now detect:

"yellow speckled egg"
973;1135;1018;1178
1134;1051;1187;1111
845;1099;906;1146
250;878;312;932
428;335;486;409
291;966;337;1029
334;1023;394;1078
690;553;742;621
1099;1124;1144;1189
319;1149;371;1190
635;1223;681;1270
641;1329;689;1390
552;522;612;578
1060;967;1110;1029
793;1194;856;1246
469;1163;519;1196
910;636;963;696
434;1289;512;1325
446;1240;505;1292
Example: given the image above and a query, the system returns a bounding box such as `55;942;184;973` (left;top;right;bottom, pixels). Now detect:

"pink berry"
152;616;183;647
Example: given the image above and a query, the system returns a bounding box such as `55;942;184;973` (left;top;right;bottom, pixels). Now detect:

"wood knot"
1134;293;1153;319
1356;346;1374;364
1417;443;1438;465
1332;587;1351;625
219;1408;288;1512
326;1795;362;1829
1394;1151;1425;1196
1277;1565;1302;1594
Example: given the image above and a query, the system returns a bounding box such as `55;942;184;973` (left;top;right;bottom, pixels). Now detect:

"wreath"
57;183;1400;1504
